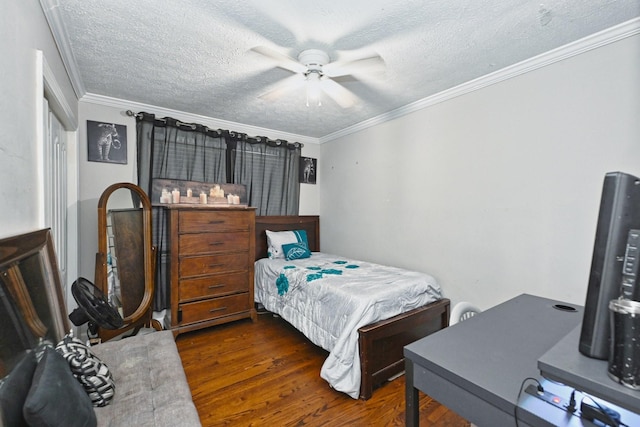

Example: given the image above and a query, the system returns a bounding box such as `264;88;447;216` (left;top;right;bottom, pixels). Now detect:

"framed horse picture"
87;120;127;164
299;156;317;184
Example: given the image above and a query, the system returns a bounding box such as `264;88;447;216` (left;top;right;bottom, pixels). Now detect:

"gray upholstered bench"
90;331;200;426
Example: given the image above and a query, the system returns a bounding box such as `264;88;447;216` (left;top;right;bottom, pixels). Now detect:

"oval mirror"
95;182;156;341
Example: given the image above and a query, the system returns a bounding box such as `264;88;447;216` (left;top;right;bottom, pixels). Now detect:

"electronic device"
580;400;621;426
579;172;640;360
519;378;640;427
68;277;123;334
620;229;640;300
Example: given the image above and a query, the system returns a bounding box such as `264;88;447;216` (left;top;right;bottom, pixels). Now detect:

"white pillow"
266;230;309;259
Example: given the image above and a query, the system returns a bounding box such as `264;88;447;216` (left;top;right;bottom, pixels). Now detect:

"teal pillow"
266;230;309;259
283;242;311;260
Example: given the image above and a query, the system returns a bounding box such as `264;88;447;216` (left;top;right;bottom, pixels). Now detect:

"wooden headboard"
254;215;320;261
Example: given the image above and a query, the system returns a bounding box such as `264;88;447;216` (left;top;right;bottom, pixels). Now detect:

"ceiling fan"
251;46;385;108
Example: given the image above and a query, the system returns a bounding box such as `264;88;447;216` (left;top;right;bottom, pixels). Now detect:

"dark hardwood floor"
176;313;470;427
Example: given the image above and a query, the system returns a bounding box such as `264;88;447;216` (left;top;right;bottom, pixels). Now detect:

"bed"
254;215;450;399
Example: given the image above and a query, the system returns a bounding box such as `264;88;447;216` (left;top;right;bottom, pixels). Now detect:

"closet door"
42;98;68;293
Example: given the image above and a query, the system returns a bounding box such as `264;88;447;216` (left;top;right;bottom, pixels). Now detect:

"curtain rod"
125;110;303;147
126;110;217;133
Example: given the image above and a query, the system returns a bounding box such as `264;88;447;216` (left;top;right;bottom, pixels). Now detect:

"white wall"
319;34;640;311
77;103;138;280
76;101;321;280
0;0;77;237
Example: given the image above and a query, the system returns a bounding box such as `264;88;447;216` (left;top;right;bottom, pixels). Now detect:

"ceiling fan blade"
320;78;359;109
258;73;306;101
250;46;306;74
324;55;385;78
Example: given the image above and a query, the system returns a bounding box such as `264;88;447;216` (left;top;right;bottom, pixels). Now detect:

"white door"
43;98;68;296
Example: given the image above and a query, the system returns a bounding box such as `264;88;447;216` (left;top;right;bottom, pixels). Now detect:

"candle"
172;188;180;204
200;192;207;204
187;188;192;198
161;188;170;203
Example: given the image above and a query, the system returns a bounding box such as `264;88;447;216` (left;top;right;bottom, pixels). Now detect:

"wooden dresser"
166;205;257;336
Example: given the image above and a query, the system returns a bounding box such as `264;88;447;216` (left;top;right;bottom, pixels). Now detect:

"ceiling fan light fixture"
298;50;330;107
305;71;322;107
253;46;366;108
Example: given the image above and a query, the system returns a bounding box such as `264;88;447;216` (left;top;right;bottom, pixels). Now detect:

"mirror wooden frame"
95;182;156;341
0;229;69;376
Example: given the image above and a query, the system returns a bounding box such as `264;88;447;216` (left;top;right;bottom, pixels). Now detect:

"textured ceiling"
50;0;639;140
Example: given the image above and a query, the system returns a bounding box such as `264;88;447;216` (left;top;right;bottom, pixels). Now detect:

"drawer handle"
208;284;225;289
209;307;227;313
209;263;224;268
208;220;225;224
209;242;224;246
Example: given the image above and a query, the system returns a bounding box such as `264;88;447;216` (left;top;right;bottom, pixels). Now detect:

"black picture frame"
299;157;317;184
87;120;127;164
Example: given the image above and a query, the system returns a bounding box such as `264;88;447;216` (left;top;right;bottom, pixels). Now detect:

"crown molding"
80;93;321;145
319;17;640;144
39;0;86;99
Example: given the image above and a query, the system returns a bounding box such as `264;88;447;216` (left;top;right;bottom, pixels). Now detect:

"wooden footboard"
358;298;450;400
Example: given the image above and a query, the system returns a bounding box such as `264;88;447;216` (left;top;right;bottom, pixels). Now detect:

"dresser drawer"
179;210;251;233
179;272;248;301
180;253;248;277
179;293;250;325
179;231;249;255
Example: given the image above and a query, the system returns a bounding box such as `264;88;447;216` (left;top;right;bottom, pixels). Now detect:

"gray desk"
404;294;583;426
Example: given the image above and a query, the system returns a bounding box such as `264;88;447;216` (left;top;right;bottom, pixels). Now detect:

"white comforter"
254;252;442;398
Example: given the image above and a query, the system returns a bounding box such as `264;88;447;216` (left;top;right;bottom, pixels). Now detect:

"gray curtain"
136;113;301;311
229;136;301;216
137;116;226;191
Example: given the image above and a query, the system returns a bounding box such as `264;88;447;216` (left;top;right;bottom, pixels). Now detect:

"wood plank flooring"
176;313;470;427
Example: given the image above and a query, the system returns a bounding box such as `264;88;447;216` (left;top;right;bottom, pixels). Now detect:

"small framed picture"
87;120;127;164
299;157;317;184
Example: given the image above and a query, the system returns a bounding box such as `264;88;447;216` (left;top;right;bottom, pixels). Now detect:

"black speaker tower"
579;172;640;359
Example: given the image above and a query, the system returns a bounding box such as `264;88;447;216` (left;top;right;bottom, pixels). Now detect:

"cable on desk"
514;377;544;427
567;389;577;413
581;394;627;427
